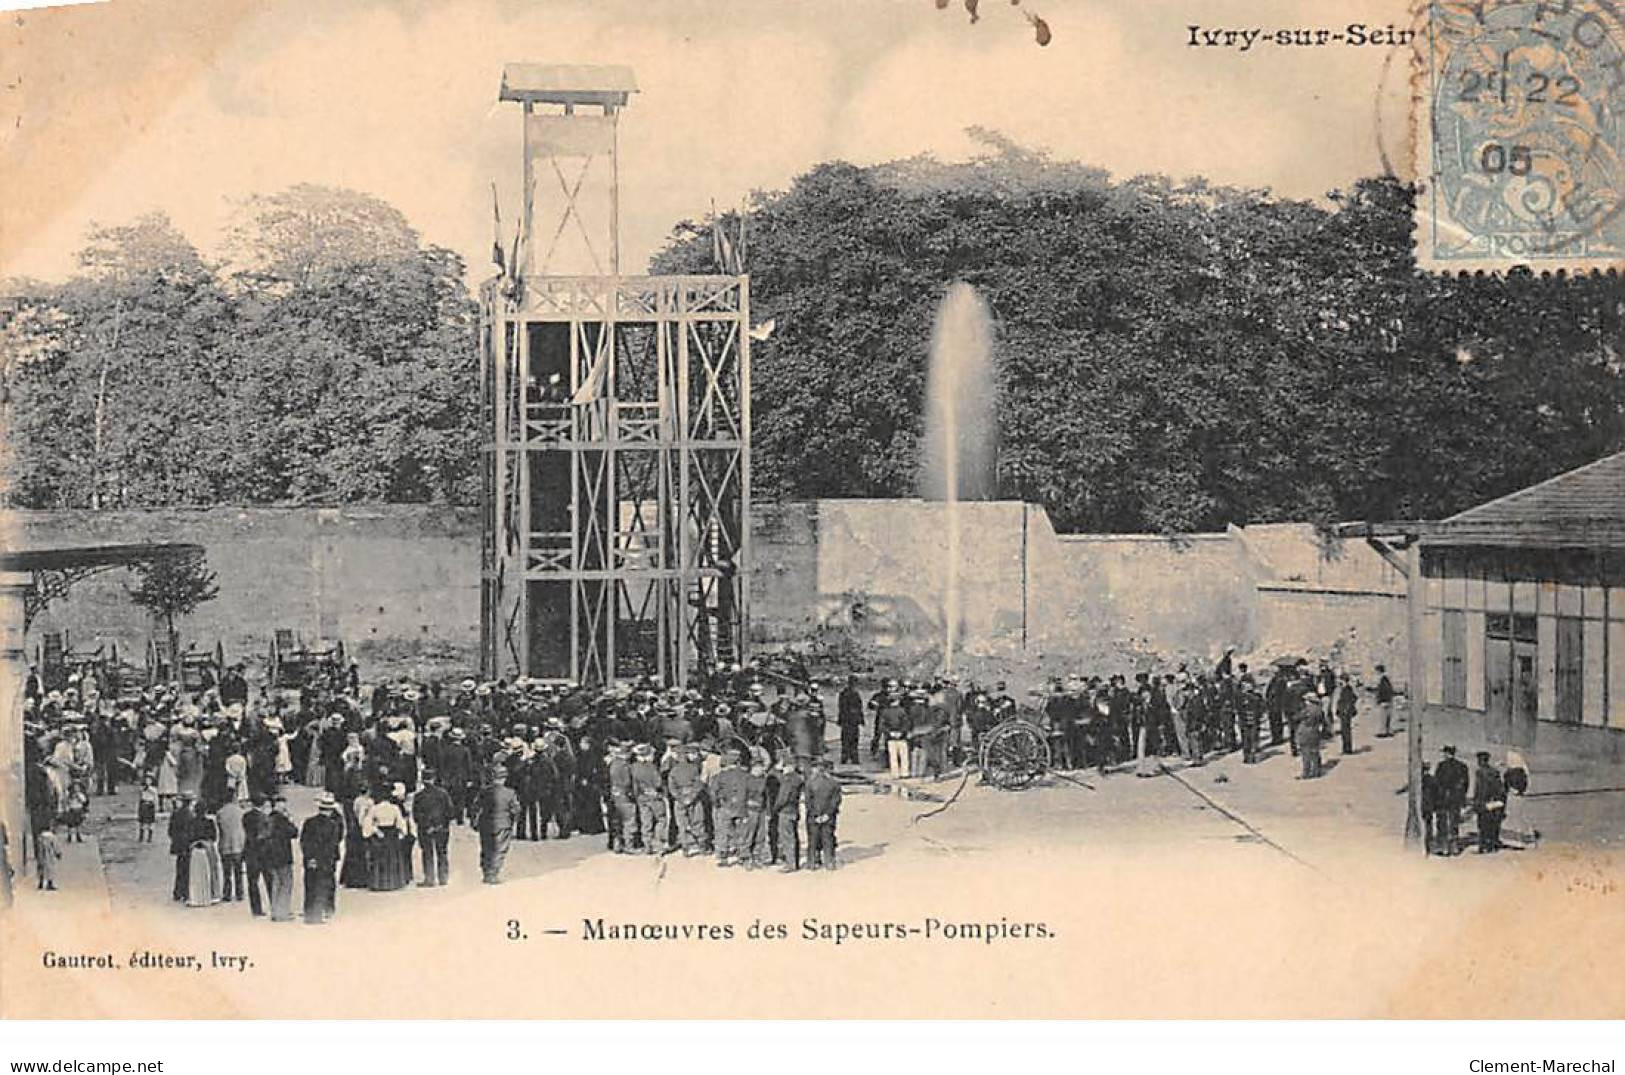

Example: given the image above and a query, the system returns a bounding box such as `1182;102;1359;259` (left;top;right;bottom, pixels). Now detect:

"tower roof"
499;64;638;107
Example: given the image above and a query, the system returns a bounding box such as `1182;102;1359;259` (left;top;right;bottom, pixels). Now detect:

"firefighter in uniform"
630;743;668;856
667;743;707;856
771;754;805;872
710;747;749;867
606;743;636;853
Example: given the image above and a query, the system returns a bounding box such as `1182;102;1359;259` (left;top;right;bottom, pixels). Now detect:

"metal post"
521;101;534;277
493;312;509;680
1405;538;1426;848
516;322;531;678
736;275;752;668
610;106;621;277
676;285;691;688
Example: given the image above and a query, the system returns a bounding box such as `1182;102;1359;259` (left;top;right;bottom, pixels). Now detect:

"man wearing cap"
1334;674;1359;756
1238;678;1263;765
770;754;805;872
474;763;520;883
709;748;749;867
740;752;772;869
413;770;455;886
241;796;272;916
606;743;636;853
263;797;300;922
1373;665;1395;738
867;681;898;762
803;757;842;870
217;795;248;903
879;691;909;780
1472;751;1506;854
1293;692;1324;780
300;794;345;923
440;728;473;825
1433;745;1470;855
630;743;668;855
836;677;864;766
168;791;197;902
666;744;706;856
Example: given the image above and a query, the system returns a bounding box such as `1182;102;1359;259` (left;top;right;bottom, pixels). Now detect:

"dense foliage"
655;139;1625;532
5;147;1622;533
2;186;479;509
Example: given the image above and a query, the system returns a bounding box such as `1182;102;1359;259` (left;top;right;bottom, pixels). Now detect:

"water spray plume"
920;282;996;675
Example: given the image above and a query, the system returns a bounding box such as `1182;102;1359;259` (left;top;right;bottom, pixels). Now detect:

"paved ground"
8;701;1625;1018
19;697;1625;915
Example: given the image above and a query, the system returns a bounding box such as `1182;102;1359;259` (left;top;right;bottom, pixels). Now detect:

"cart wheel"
978;720;1050;791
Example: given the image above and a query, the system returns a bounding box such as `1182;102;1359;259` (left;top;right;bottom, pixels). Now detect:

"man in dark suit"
413;770;455;886
803;757;842;870
1472;751;1506;854
1264;666;1288;746
242;796;271;916
1434;745;1470;856
836;678;864;766
168;792;195;901
298;793;345;924
439;729;473;825
474;764;520;884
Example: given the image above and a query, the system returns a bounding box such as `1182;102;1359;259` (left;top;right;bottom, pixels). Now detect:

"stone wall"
751;499;1031;672
7;506;482;674
7;501;1409;684
1035;531;1261;664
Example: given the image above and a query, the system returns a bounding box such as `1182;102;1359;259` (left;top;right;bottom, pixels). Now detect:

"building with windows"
1418;449;1625;761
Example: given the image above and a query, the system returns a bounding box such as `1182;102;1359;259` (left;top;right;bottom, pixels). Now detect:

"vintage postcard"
2;0;1624;1023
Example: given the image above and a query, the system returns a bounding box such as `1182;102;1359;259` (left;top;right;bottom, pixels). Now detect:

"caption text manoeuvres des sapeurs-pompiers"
581;918;1055;946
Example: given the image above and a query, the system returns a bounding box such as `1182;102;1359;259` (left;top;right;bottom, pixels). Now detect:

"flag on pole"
570;338;609;405
491;182;507;273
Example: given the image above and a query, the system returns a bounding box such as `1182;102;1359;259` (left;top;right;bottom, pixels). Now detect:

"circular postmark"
1427;0;1624;262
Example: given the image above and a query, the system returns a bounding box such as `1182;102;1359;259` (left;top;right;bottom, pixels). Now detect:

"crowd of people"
1028;654;1389;779
20;657;854;919
842;654;1393;784
1421;745;1535;856
17;643;1534;907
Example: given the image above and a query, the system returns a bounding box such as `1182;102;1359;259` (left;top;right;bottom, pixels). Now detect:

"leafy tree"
127;551;220;682
653;140;1625;532
223;185;480;504
4;188;481;509
2;213;237;508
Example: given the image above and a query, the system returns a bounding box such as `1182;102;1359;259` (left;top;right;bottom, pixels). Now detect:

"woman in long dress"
186;809;223;907
274;728;293;785
365;787;409;892
156;736;179;811
340;786;374;890
175;731;204;801
1134;716;1161;777
301;719;325;787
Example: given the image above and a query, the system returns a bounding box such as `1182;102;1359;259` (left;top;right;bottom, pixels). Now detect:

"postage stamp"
1415;0;1625;271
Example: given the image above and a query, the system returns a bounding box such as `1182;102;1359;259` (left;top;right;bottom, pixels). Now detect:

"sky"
2;0;1417;284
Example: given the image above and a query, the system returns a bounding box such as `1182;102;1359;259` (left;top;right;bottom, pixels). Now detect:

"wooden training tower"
480;64;751;687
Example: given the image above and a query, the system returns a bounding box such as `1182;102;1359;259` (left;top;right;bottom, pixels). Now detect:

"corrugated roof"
500;64;638;105
1426;449;1625;547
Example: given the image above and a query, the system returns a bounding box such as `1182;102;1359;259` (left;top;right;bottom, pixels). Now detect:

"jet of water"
920;282;997;674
